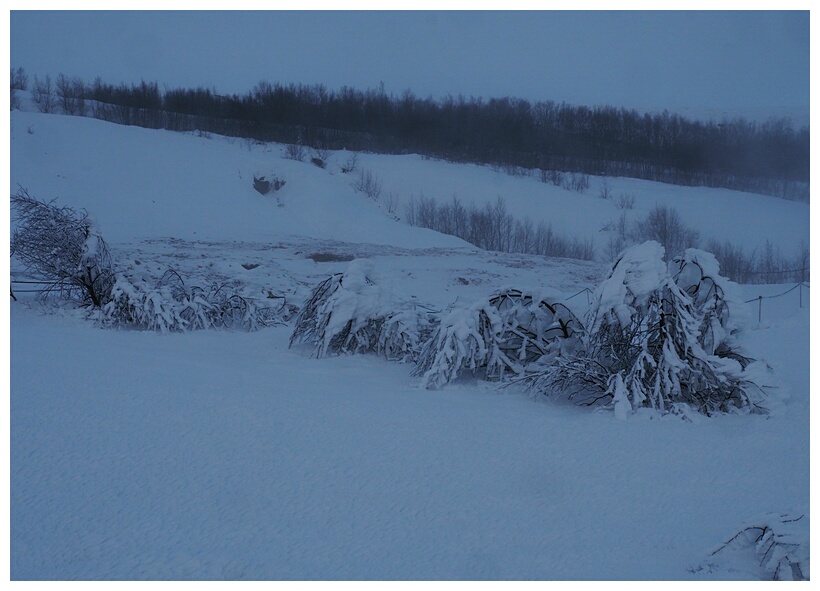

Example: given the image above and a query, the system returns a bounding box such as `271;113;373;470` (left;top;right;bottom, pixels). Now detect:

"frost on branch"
527;241;765;416
11;188;115;307
413;289;583;389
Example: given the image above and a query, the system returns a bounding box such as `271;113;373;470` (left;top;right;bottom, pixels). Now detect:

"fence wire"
744;283;809;322
561;282;809;324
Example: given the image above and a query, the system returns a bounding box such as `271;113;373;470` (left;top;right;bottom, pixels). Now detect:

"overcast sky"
9;10;810;123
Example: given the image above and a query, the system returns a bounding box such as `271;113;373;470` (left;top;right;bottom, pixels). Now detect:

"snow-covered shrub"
102;270;275;332
413;289;583;389
11;188;115;307
488;289;583;372
528;242;765;417
413;302;500;389
709;512;809;581
289;260;389;358
377;309;438;363
290;261;439;361
669;248;747;362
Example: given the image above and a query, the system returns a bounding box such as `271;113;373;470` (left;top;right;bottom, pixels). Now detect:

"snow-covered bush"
413;289;583;389
709;512;809;580
412;301;501;389
11;188;115;307
669;248;749;363
290;261;439;361
489;289;583;369
528;242;765;417
377;309;438;363
289;260;390;358
102;270;276;332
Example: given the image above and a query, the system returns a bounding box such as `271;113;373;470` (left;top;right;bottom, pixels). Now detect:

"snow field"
9;109;810;580
10;292;808;580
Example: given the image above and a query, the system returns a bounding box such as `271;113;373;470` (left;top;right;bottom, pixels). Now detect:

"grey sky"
10;10;810;122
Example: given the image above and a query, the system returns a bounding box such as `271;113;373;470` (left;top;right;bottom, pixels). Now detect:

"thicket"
288;260;434;361
405;195;596;260
10;66;27;110
11;190;293;331
705;239;810;285
11;188;115;307
413;290;583;388
11;67;809;201
102;270;281;333
604;204;809;284
523;243;766;417
290;247;767;418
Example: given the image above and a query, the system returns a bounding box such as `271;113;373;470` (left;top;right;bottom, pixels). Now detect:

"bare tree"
10;67;27;111
313;145;332;162
353;169;383;201
631;204;699;259
794;241;810;284
404;194;596;261
383;191;400;215
285;142;306;161
341;153;359;174
11;188;115;307
598;178;612;200
56;73;79;115
617;193;635;209
10;67;27;90
73;77;87;116
542;169;563;186
31;75;56;114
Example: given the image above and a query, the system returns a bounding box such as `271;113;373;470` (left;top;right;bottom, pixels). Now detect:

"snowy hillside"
10;110;809;256
9;110;810;580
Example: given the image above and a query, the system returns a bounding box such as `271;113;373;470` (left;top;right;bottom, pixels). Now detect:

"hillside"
9;110;811;580
10;109;811;257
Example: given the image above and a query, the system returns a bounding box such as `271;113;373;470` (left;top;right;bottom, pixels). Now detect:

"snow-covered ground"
9;110;811;580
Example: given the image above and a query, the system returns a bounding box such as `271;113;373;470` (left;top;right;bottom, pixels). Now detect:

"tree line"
12;68;809;201
405;195;596;261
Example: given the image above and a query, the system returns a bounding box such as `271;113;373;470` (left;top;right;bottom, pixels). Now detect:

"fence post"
758;295;763;323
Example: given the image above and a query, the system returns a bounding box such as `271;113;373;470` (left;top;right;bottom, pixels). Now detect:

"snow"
10;301;809;580
351;151;810;259
8;109;811;580
589;240;669;332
